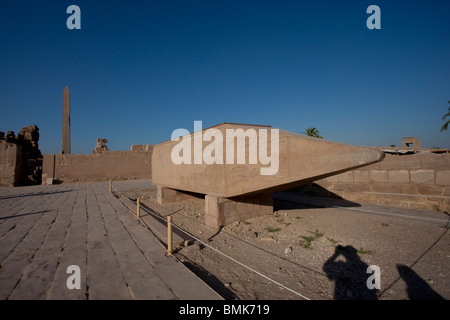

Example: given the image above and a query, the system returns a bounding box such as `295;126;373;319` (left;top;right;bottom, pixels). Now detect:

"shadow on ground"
397;265;444;300
181;261;237;300
274;183;361;211
323;245;379;300
323;245;445;300
0;188;70;200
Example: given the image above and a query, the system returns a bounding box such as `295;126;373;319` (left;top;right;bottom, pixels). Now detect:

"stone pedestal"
156;186;199;204
205;193;273;228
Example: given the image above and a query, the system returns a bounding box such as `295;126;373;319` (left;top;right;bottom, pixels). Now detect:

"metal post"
167;216;173;255
137;198;140;218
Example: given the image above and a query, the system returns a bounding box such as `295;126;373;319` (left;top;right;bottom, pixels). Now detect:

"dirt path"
122;188;450;300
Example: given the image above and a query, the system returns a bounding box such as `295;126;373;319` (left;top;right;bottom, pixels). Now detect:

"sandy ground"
121;188;449;300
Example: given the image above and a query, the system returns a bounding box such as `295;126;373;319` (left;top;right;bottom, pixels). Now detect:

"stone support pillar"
156;186;199;204
205;193;273;228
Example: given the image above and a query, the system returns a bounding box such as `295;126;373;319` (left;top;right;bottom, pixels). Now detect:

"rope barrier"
110;182;311;300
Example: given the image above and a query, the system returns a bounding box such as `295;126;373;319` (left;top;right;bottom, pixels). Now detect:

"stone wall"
42;150;152;184
304;152;450;212
0;125;42;187
0;141;25;186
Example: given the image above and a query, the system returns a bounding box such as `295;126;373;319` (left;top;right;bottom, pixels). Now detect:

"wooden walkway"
0;181;221;300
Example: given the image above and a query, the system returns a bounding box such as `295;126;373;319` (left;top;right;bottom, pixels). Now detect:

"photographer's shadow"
323;245;378;300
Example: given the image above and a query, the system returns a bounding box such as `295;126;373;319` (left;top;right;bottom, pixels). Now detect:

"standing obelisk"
61;86;71;154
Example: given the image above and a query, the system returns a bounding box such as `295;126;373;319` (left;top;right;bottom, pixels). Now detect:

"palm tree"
303;127;323;139
440;101;450;132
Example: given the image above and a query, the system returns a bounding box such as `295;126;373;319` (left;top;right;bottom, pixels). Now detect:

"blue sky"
1;0;449;154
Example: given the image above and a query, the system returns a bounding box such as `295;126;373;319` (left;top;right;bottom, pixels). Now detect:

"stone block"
362;161;381;170
410;169;435;184
426;196;444;203
236;199;254;216
152;123;384;198
204;193;273;228
443;187;450;197
157;186;198;204
417;184;443;196
371;183;418;195
333;182;371;192
370;170;388;183
419;154;450;170
388;170;410;183
205;195;220;217
353;170;369;183
336;171;353;183
316;179;332;189
222;200;237;218
379;154;421;170
131;144;145;151
324;175;338;182
436;170;450;186
402;137;421;150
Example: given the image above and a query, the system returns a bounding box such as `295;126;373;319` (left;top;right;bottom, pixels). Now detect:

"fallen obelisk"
152;123;385;228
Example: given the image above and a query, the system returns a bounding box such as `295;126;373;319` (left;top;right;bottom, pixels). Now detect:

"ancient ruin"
61;86;71;154
41;88;154;184
402;137;421;151
0;125;42;186
152;123;385;227
92;138;109;154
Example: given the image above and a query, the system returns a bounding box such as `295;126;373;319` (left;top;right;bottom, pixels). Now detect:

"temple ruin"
0;125;43;186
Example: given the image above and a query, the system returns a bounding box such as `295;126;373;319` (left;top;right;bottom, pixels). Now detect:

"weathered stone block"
443;187;450;197
337;171;353;182
236;199;254;216
205;195;220;217
410;169;435;184
204;193;273;228
371;183;418;195
370;170;388;183
222;200;237;218
325;175;338;182
333;182;371;192
152;123;384;198
388;170;410;183
157;186;197;204
419;154;450;170
336;171;354;183
417;184;443;196
353;170;369;183
42;151;152;183
436;170;450;186
379;154;421;170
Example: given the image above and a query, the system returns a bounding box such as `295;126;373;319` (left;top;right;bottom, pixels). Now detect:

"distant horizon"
4;118;447;156
1;1;449;154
